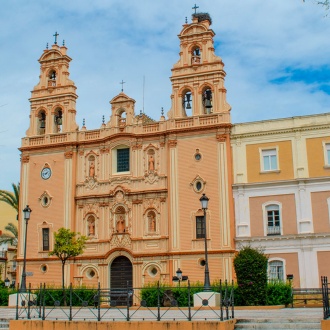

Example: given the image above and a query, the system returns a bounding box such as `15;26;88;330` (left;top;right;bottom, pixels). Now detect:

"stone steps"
235;318;321;329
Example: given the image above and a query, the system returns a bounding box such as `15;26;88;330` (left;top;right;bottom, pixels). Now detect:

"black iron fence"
15;280;234;322
322;276;330;319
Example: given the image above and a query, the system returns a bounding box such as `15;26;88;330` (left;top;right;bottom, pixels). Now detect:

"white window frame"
323;142;330;167
259;147;279;172
111;144;130;174
262;201;283;236
268;258;286;282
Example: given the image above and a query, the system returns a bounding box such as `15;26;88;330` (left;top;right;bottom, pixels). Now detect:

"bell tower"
26;34;78;137
168;13;231;119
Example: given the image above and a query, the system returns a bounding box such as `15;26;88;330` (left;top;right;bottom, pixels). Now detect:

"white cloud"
0;0;329;190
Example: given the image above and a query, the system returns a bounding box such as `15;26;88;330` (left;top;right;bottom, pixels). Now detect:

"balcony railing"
267;226;281;236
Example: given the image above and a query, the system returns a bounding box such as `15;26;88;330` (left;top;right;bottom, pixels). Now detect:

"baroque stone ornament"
110;232;132;249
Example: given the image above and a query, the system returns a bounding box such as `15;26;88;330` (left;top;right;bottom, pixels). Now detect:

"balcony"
267;226;281;236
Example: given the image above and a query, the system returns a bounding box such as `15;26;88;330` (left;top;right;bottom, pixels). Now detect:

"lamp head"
23;205;32;221
199;194;209;210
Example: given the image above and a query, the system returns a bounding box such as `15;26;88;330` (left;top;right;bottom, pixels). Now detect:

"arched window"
118;110;126;128
268;260;284;282
266;204;281;236
182;90;193;116
54;107;63;132
38;110;46;135
202;88;213;114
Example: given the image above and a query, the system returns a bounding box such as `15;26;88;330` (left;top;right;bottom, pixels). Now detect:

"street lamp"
20;205;32;292
199;193;211;292
4;277;10;288
172;268;188;287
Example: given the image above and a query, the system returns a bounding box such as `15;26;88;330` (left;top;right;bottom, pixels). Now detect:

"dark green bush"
266;281;292;306
0;288;17;306
234;246;268;306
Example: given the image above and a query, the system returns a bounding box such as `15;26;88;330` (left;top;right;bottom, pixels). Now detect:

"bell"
186;101;191;110
185;93;192;109
40;120;46;129
56;116;62;125
205;99;212;108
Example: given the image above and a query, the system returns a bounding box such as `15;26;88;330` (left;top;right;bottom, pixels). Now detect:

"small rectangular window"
117;148;130;172
42;228;50;251
326;143;330;165
262;149;278;171
196;216;205;239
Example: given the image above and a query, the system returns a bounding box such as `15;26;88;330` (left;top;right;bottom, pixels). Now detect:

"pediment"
110;92;136;105
181;24;208;36
39;49;64;62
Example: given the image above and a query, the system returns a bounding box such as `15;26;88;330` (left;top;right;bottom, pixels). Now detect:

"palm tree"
0;223;18;246
0;183;19;246
0;183;19;213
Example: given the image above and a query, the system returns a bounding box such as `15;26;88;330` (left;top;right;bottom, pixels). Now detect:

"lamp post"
4;277;10;288
200;193;211;292
20;205;32;292
172;268;188;287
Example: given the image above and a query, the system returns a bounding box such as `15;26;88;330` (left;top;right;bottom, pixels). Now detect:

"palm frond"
0;182;19;213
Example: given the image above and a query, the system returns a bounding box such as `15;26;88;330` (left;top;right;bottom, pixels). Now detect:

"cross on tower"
53;32;59;45
192;4;199;14
120;80;126;92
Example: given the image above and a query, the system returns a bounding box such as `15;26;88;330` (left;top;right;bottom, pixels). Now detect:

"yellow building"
18;13;236;288
231;113;330;288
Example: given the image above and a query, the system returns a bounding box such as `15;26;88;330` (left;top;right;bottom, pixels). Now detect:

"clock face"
41;167;51;180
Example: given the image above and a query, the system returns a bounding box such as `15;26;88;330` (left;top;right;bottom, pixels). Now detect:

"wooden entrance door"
110;256;133;306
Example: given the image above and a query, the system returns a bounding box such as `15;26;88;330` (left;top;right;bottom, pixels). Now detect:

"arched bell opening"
118;110;127;128
191;46;201;65
48;70;57;87
38;110;46;135
182;90;193;117
54;107;63;133
202;87;213;114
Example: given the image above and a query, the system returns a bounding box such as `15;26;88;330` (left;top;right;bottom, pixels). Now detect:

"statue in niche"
148;213;156;232
116;215;126;233
148;155;155;172
89;162;95;178
88;219;95;236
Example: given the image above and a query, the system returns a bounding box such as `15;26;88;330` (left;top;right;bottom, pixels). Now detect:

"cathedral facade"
18;13;236;288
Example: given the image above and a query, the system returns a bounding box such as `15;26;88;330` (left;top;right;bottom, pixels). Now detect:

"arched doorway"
110;256;133;306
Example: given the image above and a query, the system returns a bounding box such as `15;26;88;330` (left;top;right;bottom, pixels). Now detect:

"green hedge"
141;281;292;307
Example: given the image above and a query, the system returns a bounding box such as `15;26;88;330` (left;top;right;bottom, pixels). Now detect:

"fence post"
15;288;19;320
126;281;130;321
231;280;234;319
225;280;229;320
220;280;223;321
157;281;161;321
42;283;46;321
69;283;73;321
38;283;42;318
27;283;31;319
97;283;101;321
188;280;191;321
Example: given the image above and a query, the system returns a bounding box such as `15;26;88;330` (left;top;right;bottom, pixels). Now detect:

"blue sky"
0;0;329;191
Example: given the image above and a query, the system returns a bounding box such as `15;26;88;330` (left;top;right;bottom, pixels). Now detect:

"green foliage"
0;288;18;306
49;228;87;289
49;228;87;262
0;222;18;246
266;281;292;306
233;246;268;306
0;183;19;213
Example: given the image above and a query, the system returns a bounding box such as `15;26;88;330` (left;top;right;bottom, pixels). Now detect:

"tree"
303;0;330;11
233;246;268;306
0;223;18;246
0;183;20;213
49;228;87;289
0;183;19;247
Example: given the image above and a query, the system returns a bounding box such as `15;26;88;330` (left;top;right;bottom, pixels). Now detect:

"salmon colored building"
18;13;236;289
231;114;330;288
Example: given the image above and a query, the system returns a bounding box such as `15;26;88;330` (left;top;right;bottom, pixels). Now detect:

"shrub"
266;281;292;306
234;246;268;306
